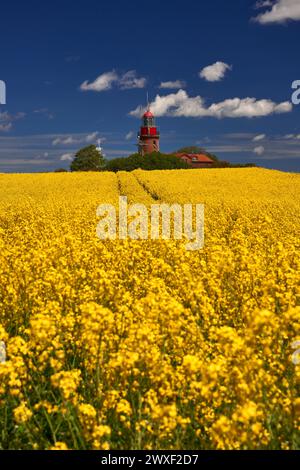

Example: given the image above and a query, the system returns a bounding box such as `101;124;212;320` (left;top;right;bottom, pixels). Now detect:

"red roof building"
174;153;214;168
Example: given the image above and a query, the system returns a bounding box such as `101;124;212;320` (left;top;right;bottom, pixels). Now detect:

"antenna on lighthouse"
146;91;150;110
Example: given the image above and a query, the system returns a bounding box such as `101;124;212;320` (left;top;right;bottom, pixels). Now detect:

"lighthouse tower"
138;107;160;156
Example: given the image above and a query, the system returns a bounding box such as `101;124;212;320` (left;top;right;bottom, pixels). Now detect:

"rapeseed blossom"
0;168;299;449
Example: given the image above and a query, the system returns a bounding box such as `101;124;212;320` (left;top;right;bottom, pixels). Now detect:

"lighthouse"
138;107;160;156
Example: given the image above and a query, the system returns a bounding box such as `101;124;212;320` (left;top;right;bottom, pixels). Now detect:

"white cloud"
284;133;300;139
0;133;130;171
253;133;266;141
0;112;10;122
199;62;232;82
253;145;265;155
33;152;50;161
159;80;186;89
61;137;76;145
0;111;26;131
204;133;300;160
52;136;77;146
80;70;146;92
52;132;100;146
0;111;25;121
0;123;12;132
129;89;292;119
33;108;54;120
60;153;73;161
80;71;118;92
254;0;300;24
119;70;146;90
255;1;274;9
85;131;99;143
125;131;134;140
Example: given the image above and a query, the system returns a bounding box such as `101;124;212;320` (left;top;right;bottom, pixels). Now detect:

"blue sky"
0;0;300;172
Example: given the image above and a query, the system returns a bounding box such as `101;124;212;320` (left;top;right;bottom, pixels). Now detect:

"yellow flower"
51;370;81;400
0;168;299;449
13;402;33;424
50;442;68;450
92;425;111;450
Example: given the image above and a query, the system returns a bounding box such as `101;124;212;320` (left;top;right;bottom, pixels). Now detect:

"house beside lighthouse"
137;108;160;156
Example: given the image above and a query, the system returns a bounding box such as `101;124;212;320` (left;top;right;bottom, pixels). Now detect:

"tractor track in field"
116;171;160;204
131;172;161;202
116;173;123;196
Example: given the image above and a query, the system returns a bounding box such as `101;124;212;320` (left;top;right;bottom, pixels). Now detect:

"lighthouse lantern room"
138;107;160;156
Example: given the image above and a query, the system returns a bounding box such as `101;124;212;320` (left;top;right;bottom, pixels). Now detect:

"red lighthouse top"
143;109;154;118
140;107;158;136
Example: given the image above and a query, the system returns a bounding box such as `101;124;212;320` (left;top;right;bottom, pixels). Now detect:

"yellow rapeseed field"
0;168;299;450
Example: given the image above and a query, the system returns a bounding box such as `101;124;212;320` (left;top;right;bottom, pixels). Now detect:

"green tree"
105;152;189;172
70;145;105;172
177;145;206;154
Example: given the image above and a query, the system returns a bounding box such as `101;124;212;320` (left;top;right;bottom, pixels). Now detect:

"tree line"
55;145;256;172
